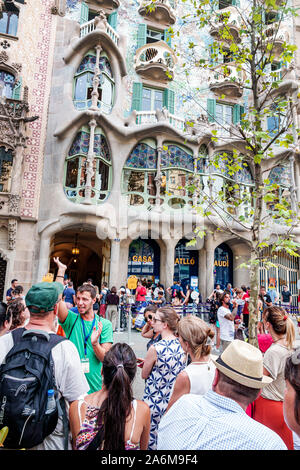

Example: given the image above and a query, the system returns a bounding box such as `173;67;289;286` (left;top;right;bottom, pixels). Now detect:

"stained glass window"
161;144;194;172
125;143;157;170
269;164;291;187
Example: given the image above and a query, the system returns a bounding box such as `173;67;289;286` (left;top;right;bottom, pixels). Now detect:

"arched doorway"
174;238;199;290
127;238;160;282
49;229;110;290
214;243;233;289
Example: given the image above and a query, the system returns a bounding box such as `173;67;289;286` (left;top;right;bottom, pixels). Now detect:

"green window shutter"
233;104;244;124
107;11;117;30
163;89;175;114
12;77;22;100
137;23;147;49
80;2;89;24
232;0;240;7
164;29;172;47
239;105;245;121
131;82;143;111
207;98;216;122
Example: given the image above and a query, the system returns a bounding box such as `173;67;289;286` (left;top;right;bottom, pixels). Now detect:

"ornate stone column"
83;119;97;204
205;233;215;298
90;45;102;112
154;136;163;212
109;238;121;287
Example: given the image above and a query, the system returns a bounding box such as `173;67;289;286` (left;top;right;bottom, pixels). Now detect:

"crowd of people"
0;260;299;451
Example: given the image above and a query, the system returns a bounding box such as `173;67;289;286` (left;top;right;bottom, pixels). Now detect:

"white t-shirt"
217;306;234;342
0;330;90;450
185;360;216;395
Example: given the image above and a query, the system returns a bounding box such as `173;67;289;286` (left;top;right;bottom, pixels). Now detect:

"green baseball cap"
25;282;64;313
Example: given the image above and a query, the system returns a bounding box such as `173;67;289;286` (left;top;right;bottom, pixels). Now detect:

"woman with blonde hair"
252;306;296;449
142;306;186;450
166;315;216;412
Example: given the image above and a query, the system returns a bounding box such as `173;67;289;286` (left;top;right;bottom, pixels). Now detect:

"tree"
155;0;300;346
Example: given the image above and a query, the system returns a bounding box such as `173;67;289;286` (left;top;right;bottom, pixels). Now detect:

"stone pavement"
112;315;300;401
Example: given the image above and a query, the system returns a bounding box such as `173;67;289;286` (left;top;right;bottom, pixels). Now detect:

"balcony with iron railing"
134;40;177;82
209;63;246;98
262;24;289;56
209;6;243;42
138;0;176;26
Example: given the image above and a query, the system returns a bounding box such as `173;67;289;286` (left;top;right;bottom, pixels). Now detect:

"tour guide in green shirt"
53;257;113;393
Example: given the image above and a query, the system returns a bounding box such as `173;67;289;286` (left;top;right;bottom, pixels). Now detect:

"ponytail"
264;306;295;350
96;343;137;450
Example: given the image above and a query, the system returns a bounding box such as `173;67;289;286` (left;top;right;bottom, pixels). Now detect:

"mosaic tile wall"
0;0;57;219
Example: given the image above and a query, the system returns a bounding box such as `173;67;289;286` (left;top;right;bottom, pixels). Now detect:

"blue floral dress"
143;338;186;450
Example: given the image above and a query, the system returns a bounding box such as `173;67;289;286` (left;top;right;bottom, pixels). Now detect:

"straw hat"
212;340;273;389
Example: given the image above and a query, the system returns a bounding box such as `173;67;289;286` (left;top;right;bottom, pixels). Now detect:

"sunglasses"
145;314;153;321
153;317;164;323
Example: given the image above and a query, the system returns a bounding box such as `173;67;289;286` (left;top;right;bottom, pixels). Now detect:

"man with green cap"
53;257;113;394
0;280;89;450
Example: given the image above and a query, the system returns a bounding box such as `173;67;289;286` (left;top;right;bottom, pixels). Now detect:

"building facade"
1;0;300;302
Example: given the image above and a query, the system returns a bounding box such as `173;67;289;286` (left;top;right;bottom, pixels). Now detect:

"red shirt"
136;285;146;301
242;292;249;315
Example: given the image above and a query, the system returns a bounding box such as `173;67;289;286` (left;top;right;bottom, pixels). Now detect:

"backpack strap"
67;314;79;340
11;327;26;344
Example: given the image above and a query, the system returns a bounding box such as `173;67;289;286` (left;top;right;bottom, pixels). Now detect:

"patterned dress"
143;338;186;450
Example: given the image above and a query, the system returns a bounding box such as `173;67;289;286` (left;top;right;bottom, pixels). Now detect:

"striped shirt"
157;390;287;450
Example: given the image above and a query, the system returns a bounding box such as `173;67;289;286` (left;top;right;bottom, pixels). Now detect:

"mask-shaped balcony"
138;0;176;26
209;6;242;43
134;41;177;82
209;64;246;98
262;25;289;56
79;16;119;46
89;0;120;9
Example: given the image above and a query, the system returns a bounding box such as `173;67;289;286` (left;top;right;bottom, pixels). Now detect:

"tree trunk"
248;248;259;348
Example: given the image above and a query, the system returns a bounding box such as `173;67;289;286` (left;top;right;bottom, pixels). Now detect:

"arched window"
211;151;254;217
122;139;157;207
0;2;19;37
73;51;114;113
64;126;111;203
267;164;291;217
0;147;13;192
161;142;195;209
122;140;208;210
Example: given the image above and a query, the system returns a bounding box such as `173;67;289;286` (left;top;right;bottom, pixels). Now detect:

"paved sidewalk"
113;328;148;400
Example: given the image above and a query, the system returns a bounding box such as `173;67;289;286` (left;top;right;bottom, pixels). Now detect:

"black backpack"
0;328;67;449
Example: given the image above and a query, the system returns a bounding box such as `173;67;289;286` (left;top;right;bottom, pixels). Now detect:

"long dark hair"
97;343;137;450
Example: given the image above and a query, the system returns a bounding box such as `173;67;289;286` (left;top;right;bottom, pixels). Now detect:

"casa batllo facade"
0;0;300;302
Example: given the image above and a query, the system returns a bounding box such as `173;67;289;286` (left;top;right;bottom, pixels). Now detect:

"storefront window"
128;238;160;280
214;243;233;289
174;239;199;290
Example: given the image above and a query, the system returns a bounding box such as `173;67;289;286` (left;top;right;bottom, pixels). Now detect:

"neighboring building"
0;0;57;298
1;0;300;302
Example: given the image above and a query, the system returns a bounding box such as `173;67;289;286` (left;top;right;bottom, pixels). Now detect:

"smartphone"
136;358;144;368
